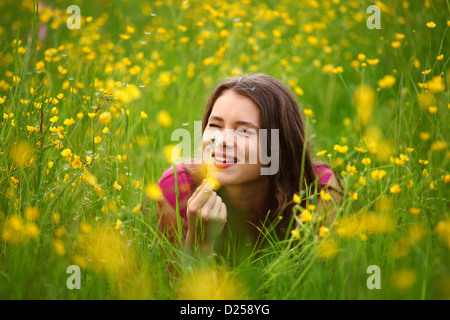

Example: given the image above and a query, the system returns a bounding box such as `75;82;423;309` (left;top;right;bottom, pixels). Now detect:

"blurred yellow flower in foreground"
84;224;136;276
2;215;39;244
178;267;246;299
9;141;35;168
24;206;40;220
435;218;450;248
157;110;173;127
391;269;417;290
315;239;339;260
353;84;375;126
336;211;396;239
145;183;162;201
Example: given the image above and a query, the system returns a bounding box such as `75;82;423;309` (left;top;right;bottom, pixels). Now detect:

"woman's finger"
188;180;213;212
209;195;223;219
187;179;208;207
199;191;217;219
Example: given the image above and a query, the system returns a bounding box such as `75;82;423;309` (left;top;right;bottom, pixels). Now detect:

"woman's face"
202;89;264;186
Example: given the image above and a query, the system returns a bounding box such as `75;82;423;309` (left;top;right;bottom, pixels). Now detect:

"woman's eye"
208;123;220;128
236;128;254;135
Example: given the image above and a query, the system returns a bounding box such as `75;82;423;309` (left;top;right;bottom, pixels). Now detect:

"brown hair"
199;73;338;232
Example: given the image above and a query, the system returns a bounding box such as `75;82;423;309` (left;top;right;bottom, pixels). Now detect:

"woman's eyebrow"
209;116;258;129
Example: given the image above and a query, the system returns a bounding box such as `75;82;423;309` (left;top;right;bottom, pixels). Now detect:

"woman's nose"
215;129;236;149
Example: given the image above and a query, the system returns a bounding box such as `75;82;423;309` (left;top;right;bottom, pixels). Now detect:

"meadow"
0;0;449;300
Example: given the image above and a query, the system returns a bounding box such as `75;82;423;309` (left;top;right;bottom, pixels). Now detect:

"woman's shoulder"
314;163;333;185
157;161;204;217
313;163;342;193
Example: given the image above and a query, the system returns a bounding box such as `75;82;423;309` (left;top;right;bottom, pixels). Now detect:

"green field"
0;0;449;299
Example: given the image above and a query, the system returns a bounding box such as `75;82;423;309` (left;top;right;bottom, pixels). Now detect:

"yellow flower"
53;239;66;256
319;189;331;201
371;169;387;180
426;21;436;28
426;76;445;93
389;183;402;194
319;226;330;238
316;150;327;156
435;218;450;248
315;239;339;260
98;112;112;124
428;106;438;114
292;193;301;204
61;148;72;157
353;84;375;126
419;132;431;141
361;158;372;165
71;155;82;169
178;267;244;300
366;58;379;66
24;206;40;220
132;204;141;213
145;183;162;201
300;209;312;223
291;229;300;239
113;181;122;191
431;141;447;152
157;110;172;127
23;223;39;238
409;208;421;215
350;192;358;200
49;115;59;123
94;136;102;144
391;41;401;49
27;126;37;132
391;269;417;290
119;34;131;40
378;75;396;89
303;108;313;116
140;111;148;119
334;144;349;154
63;118;76;126
115;219;122;230
346;164;358;174
359;176;367;186
436;54;444;61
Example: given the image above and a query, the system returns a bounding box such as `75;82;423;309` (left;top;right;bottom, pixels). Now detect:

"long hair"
200;73;331;232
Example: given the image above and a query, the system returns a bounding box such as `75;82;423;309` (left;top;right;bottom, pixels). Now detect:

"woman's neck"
221;175;271;225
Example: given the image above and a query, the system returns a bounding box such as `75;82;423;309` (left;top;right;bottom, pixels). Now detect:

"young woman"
142;73;343;257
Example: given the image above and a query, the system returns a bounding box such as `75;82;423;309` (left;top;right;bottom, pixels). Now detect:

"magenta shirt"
158;164;333;218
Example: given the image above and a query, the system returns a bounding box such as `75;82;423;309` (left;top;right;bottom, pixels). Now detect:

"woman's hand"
185;179;227;255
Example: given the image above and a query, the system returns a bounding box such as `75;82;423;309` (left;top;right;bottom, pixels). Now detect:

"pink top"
158;164;333;218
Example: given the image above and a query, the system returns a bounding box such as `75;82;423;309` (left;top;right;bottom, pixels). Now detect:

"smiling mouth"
212;152;238;163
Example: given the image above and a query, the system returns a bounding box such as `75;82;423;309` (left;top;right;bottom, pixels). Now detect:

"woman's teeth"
214;155;236;163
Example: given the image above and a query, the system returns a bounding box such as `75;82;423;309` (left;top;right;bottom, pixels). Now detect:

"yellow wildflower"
389;184;401;194
113;181;122;191
300;209;312;223
426;21;436;28
378;75;396;89
157;110;172;127
371;169;387;180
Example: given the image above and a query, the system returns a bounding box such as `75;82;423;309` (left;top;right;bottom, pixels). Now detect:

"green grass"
0;0;449;300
